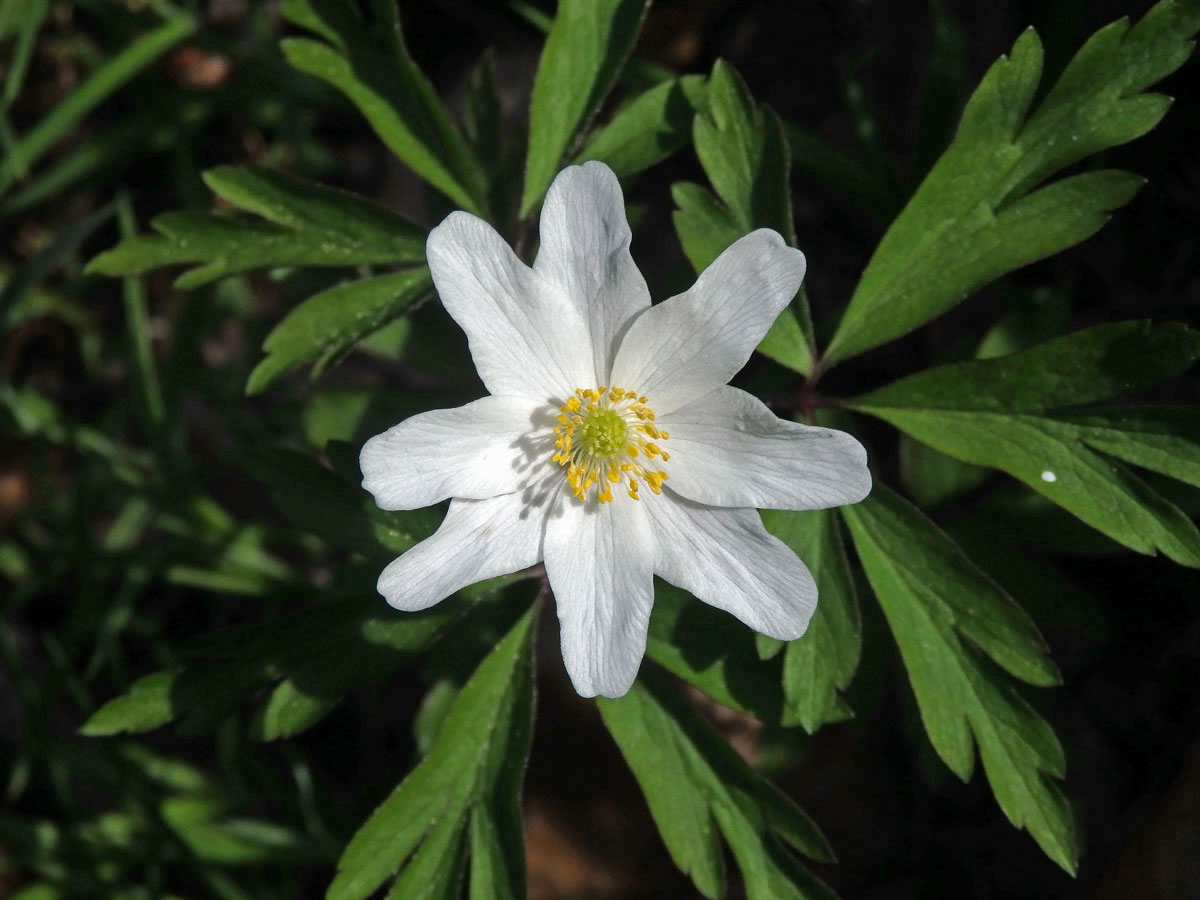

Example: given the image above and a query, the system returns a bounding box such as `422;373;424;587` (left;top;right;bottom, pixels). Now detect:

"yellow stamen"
551;384;670;504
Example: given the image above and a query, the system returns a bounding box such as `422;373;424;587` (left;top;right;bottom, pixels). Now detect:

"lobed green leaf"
672;60;812;376
825;1;1200;363
1058;406;1200;490
851;323;1200;564
841;485;1076;872
245;268;433;395
327;608;536;900
645;581;784;720
82;592;474;741
87;167;425;289
576;74;705;177
280;0;486;214
600;673;836;900
694;61;794;242
671;180;744;274
761;509;861;732
855;322;1200;413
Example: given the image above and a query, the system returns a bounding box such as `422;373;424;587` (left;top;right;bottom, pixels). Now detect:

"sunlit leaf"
841;485;1076;872
87;166;425;290
280;0;487;214
327;608;536;900
521;0;650;215
576;75;705;176
672;60;812;376
851;323;1200;565
245;268;432;395
826;0;1200;363
599;673;836;900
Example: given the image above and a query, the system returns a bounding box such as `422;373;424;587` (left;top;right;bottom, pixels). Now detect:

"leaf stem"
116;193;166;431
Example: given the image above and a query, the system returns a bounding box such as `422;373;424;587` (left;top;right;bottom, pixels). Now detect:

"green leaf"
841;485;1076;872
246;268;432;394
280;0;486;215
599;673;836;900
0;0;50;109
694;61;794;242
80;671;178;736
670;180;744;274
851;323;1200;565
88;168;424;290
898;434;989;507
825;1;1200;363
81;593;471;740
203;165;425;253
673;60;812;376
250;600;475;742
327;607;536;900
251;585;531;742
241;445;440;554
81;663;272;737
855;322;1200;413
974;286;1070;360
163;800;317;866
520;0;650;216
1055;406;1200;489
576;75;705;177
0;13;195;197
645;581;784;720
762;509;861;732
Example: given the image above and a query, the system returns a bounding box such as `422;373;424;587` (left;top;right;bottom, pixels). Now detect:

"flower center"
552;386;670;504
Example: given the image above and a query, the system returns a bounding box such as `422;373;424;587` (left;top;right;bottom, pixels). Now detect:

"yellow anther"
551;384;669;504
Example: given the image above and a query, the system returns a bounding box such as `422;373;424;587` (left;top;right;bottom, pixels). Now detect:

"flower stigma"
551;386;670;503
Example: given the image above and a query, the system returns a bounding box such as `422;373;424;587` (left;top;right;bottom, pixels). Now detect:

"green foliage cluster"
3;0;1199;897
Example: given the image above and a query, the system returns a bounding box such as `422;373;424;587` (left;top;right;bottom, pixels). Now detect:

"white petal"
645;492;817;640
609;229;806;414
544;493;655;698
426;211;594;400
377;489;549;611
361;396;551;509
534;162;651;383
659;386;871;510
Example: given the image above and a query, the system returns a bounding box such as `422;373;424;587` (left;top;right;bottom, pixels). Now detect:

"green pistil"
579;408;627;457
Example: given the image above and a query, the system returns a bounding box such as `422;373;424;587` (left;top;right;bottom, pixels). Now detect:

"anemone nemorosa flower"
361;161;871;698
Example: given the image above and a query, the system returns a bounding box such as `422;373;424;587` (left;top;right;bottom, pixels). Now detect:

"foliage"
3;0;1199;897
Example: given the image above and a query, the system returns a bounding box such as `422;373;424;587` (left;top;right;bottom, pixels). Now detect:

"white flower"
361;162;870;698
